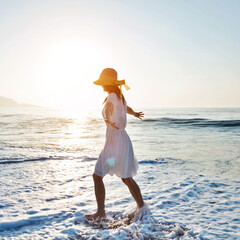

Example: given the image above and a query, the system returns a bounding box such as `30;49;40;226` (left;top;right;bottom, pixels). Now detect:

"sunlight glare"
34;38;106;111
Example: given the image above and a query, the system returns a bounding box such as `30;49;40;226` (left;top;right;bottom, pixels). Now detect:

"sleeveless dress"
94;93;139;178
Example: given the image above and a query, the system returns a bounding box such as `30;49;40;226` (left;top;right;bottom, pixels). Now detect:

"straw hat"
93;68;130;90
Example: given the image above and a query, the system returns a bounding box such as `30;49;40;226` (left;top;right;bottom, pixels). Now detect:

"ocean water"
0;107;240;239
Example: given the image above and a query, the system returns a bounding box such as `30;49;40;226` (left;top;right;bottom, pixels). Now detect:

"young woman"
85;68;144;220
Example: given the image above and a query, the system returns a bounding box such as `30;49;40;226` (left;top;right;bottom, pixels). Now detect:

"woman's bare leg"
85;173;106;220
122;177;144;208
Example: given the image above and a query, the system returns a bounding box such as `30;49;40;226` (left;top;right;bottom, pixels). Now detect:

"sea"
0;107;239;240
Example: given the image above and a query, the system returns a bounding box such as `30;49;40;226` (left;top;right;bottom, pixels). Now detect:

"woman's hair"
103;85;125;104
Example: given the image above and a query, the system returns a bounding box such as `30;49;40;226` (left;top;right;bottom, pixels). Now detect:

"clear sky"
0;0;240;110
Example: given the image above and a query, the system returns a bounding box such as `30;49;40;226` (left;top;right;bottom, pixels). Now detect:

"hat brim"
93;78;123;86
93;79;104;86
93;79;119;86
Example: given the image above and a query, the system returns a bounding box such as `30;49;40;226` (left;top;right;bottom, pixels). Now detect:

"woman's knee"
93;173;103;182
122;177;132;185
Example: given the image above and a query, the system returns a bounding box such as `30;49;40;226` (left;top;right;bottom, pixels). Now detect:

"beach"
0;107;240;239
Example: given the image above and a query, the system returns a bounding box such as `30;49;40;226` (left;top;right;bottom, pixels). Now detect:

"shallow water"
0;107;240;239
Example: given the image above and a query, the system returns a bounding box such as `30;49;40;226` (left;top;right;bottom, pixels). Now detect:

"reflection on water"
0;107;240;180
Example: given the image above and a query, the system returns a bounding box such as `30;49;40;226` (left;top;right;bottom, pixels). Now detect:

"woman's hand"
134;111;144;120
104;119;119;130
127;106;144;120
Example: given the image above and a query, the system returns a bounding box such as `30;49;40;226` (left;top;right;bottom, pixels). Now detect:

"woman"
85;68;144;220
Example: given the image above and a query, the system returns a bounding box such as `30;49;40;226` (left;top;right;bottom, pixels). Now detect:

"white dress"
94;92;139;178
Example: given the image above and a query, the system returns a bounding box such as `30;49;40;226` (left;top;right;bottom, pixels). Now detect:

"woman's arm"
103;102;113;120
127;106;144;120
103;102;119;130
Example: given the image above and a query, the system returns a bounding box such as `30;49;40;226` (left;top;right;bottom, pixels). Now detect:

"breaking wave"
142;118;240;128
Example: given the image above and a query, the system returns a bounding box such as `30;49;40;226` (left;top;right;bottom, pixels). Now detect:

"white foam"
1;156;239;239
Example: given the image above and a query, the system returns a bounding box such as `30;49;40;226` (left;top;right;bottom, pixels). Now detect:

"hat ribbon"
118;80;130;91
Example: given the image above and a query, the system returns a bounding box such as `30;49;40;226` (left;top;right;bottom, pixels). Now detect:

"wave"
138;157;185;165
142;118;240;128
1;156;180;165
0;156;68;164
0;156;98;165
139;158;168;164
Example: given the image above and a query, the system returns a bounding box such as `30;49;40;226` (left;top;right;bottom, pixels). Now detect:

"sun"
33;38;107;114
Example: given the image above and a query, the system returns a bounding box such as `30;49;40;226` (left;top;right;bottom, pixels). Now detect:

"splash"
78;204;194;239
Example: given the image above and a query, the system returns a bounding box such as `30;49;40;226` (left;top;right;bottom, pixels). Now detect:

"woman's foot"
85;211;106;221
127;202;146;219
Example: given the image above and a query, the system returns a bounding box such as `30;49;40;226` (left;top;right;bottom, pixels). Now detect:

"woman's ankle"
97;209;106;215
138;201;145;208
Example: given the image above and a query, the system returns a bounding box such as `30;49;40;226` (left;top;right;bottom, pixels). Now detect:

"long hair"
103;85;125;105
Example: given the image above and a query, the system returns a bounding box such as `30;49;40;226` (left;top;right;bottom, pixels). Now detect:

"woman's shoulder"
108;92;117;97
107;92;126;106
107;92;118;103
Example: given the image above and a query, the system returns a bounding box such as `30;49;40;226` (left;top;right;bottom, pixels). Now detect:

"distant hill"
0;96;42;108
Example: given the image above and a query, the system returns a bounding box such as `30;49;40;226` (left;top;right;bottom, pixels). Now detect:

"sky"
0;0;240;110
